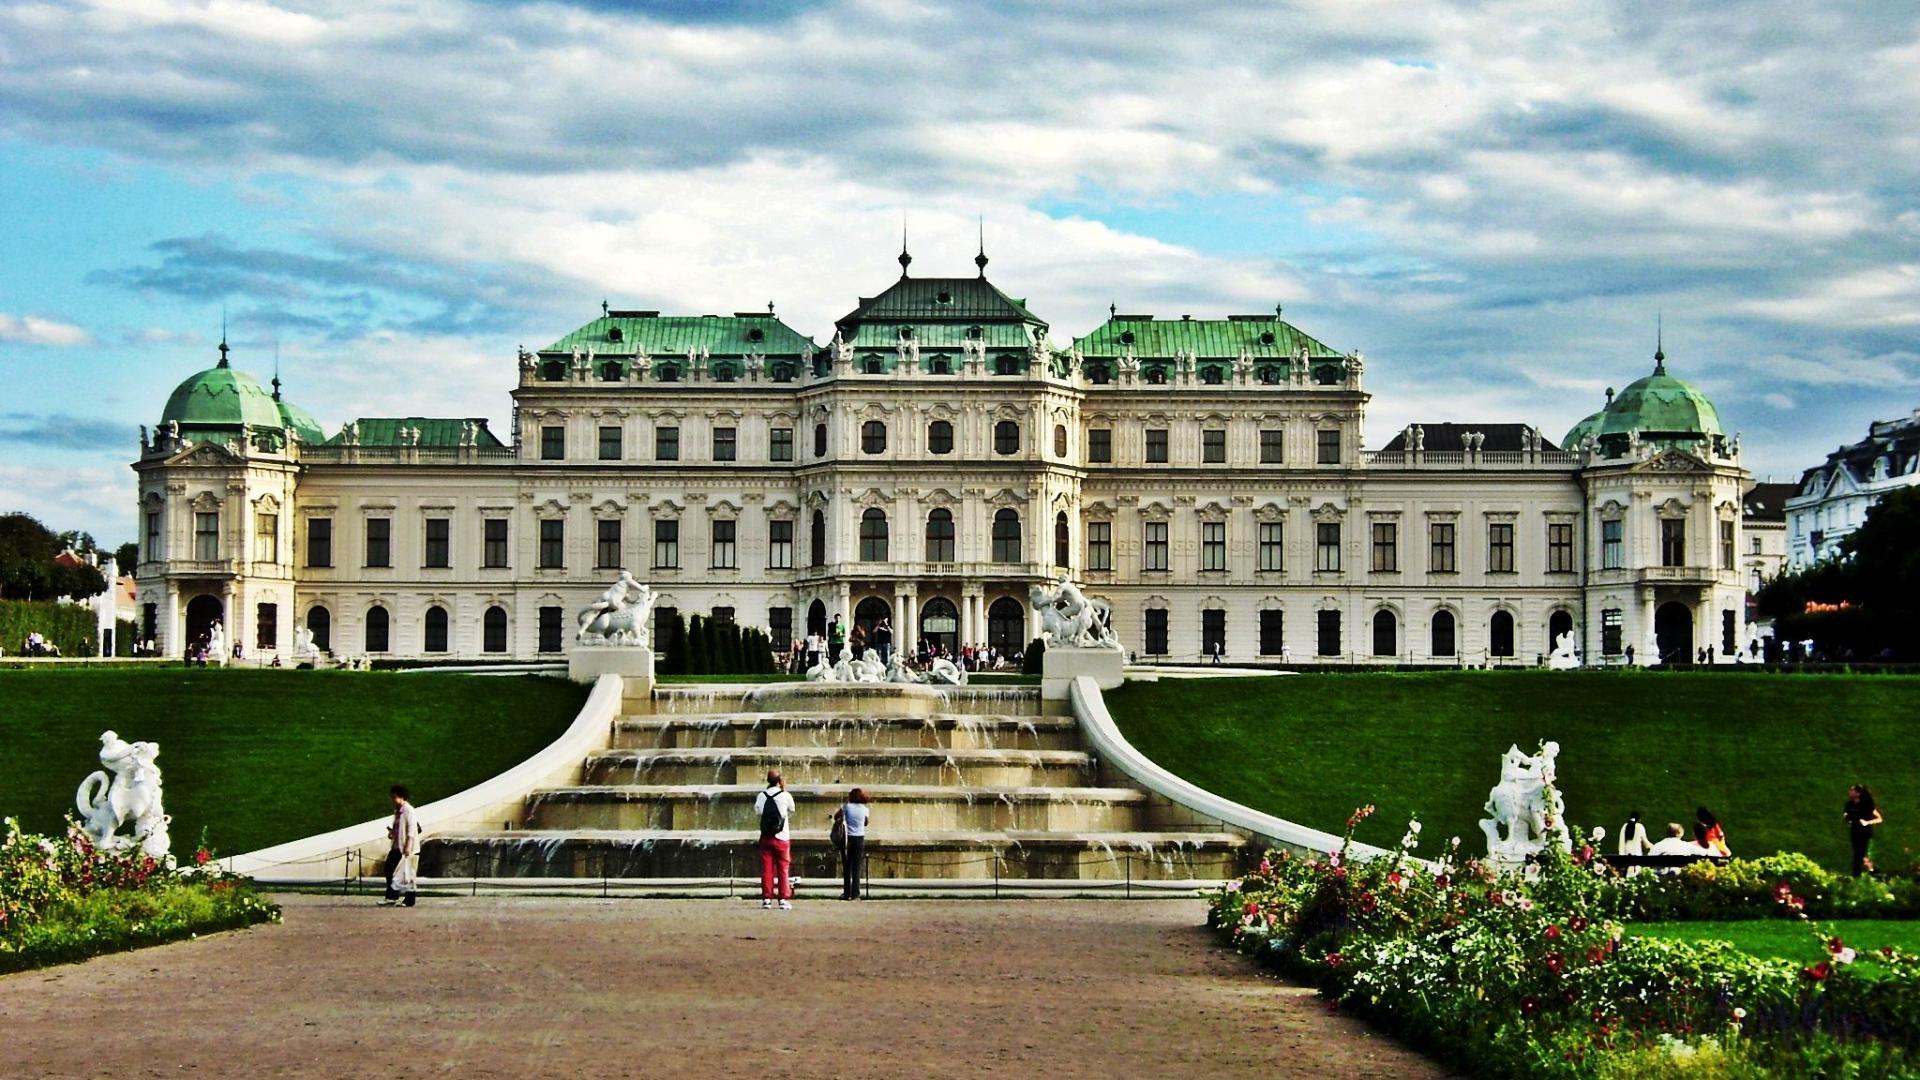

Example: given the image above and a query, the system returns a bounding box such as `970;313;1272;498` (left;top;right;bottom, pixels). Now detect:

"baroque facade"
1784;408;1920;568
133;255;1755;665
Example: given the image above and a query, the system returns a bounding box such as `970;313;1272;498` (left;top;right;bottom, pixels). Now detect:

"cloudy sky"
3;0;1916;542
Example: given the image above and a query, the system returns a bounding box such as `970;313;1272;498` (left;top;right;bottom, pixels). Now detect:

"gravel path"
0;895;1446;1079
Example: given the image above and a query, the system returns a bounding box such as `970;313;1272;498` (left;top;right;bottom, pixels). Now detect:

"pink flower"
1803;962;1832;982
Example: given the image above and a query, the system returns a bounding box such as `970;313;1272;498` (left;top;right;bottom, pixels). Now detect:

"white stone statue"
205;620;228;666
850;648;887;683
575;570;655;646
1029;575;1119;650
1644;619;1661;666
1478;742;1569;863
805;654;838;681
831;654;856;681
926;656;968;686
292;626;316;661
1547;631;1580;671
884;651;920;684
75;731;171;862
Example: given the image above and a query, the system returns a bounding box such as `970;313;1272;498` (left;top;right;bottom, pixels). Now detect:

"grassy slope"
0;669;585;854
1633;920;1920;964
1106;672;1920;871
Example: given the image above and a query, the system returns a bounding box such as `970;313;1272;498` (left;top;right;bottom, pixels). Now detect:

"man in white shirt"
1645;822;1710;873
382;784;420;907
754;770;797;910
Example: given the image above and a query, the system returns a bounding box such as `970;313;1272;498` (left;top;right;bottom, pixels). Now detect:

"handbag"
829;806;848;852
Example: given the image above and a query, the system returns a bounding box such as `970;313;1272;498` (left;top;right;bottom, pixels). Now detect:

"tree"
113;542;139;574
1757;487;1920;660
687;614;709;674
0;513;61;600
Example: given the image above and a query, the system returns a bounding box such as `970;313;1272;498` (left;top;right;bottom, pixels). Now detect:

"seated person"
1646;823;1699;857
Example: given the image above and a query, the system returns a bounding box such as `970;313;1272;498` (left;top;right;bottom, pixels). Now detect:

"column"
222;581;238;661
959;586;977;646
895;587;914;649
835;582;852;626
165;582;182;657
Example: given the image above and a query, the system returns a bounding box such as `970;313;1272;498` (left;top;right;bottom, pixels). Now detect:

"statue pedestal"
1041;645;1125;701
568;645;655;692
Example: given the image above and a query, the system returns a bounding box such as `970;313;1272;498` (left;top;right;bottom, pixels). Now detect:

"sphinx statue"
575;570;656;646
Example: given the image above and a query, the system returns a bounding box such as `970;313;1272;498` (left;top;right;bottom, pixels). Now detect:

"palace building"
132;249;1754;666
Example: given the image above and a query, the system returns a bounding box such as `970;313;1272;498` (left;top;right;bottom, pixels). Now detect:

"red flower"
1587;946;1607;965
1434;873;1450;889
1569;916;1589;932
1544;952;1565;975
1488;890;1505;906
1326;952;1342;967
1803;962;1832;982
1243;901;1260;917
1358;892;1378;914
1545;924;1562;940
1520;996;1540;1017
195;849;212;866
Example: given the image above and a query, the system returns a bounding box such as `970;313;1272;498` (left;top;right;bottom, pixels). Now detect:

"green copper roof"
276;398;326;445
322;417;505;448
1597;355;1724;442
1562;408;1606;449
1072;315;1340;359
160;354;285;431
541;312;814;357
836;276;1047;329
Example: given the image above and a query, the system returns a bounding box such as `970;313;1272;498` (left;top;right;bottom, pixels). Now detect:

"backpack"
759;789;788;839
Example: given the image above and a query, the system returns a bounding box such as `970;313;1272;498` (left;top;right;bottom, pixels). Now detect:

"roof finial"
975;215;988;276
1275;302;1284;319
271;339;282;401
1654;312;1666;374
601;299;610;317
1109;302;1117;318
767;299;776;315
898;217;912;277
218;304;229;368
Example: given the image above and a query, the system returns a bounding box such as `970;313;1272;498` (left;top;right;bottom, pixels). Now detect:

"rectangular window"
1087;521;1112;571
711;606;734;626
1258;521;1284;572
1201;521;1226;571
1089;428;1112;463
1144;521;1169;571
1259;429;1284;464
1429;522;1456;573
364;517;390;568
1661;518;1686;567
1316;428;1341;465
254;511;278;563
1315;521;1341;572
653;606;677;650
655;426;679;461
1602;519;1623;569
1201;608;1226;656
768;519;794;569
713;426;736;462
144;512;161;563
306;518;332;568
1722;609;1737;654
255;602;277;651
770;427;793;462
769;606;793;647
1547;522;1574;573
1370;521;1398;573
484;519;509;568
711;520;737;569
1601;608;1623;656
539;519;564;569
1144;608;1169;655
596;519;622;569
654;519;680;569
1720;520;1735;570
193;512;219;561
1202;429;1226;464
424;517;450;568
1750;535;1762;554
1145;428;1168;464
1259;609;1283;655
540;425;564;461
538;606;563;653
1317;609;1341;657
597;426;621;461
1488;522;1515;573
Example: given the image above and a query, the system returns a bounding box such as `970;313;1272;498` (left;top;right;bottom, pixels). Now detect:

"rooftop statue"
1030;575;1119;650
575;570;656;647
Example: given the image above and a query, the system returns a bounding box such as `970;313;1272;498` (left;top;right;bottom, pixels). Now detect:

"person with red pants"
754;769;796;909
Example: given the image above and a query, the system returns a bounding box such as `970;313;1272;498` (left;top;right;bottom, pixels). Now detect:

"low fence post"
1126;854;1132;900
994;852;1001;900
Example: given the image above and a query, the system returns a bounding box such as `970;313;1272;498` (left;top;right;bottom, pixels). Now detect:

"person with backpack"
831;787;872;900
754;769;797;909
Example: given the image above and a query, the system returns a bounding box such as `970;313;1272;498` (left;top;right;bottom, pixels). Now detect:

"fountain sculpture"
568;571;658;684
75;730;172;861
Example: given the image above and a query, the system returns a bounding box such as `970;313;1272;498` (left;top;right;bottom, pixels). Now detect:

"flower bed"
1;818;280;974
1208;808;1920;1077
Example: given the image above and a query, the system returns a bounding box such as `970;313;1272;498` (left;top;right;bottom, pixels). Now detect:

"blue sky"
3;0;1918;542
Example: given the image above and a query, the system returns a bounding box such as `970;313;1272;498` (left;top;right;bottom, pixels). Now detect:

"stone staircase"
422;682;1251;886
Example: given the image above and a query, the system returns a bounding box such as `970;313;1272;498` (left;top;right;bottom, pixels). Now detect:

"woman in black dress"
1846;785;1884;876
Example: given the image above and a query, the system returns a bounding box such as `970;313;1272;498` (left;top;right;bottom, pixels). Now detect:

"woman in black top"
1846;785;1884;876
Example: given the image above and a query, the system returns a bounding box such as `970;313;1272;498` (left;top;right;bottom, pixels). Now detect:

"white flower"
1836;947;1858;965
1409;821;1423;834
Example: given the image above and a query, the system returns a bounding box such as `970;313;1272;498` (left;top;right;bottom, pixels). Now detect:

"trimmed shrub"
0;599;98;657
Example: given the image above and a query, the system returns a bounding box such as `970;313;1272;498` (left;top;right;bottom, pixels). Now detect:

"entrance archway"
920;597;959;657
1547;609;1573;650
987;596;1025;655
185;594;222;657
853;596;891;647
806;599;827;637
1655;601;1693;664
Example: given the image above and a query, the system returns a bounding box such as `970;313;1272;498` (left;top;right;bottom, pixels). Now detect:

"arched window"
483;606;508;653
809;510;826;568
925;508;955;562
987;597;1025;653
658;364;682;382
1088;364;1111;385
1372;610;1397;657
1054;511;1070;568
1053;424;1068;457
1490;610;1515;658
1144;366;1167;385
862;356;884;375
930;355;951;375
813;423;828;457
861;420;887;454
927;420;954;454
712;362;736;382
306;606;331;653
365;606;390;653
424;605;449;653
1431;610;1456;657
920;597;959;655
859;508;888;562
992;509;1021;563
806;599;827;636
1548;609;1574;650
1260;365;1281;385
994;421;1020;455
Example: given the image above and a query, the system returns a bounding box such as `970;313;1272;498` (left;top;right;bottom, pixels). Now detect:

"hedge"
0;599;99;657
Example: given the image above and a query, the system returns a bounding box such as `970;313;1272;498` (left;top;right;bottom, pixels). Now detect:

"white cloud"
0;313;92;347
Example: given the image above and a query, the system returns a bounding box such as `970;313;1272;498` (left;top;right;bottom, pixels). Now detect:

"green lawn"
1106;672;1920;872
0;669;586;854
1633;920;1920;964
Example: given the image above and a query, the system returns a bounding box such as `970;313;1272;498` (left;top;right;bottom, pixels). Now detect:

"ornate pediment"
1311;501;1344;522
534;498;568;518
708;498;742;517
1083;499;1116;520
164;442;243;468
1139;500;1172;522
765;498;798;517
650;498;685;518
988;487;1028;509
1253;501;1287;522
1656;497;1690;518
1196;500;1231;522
803;489;831;509
593;499;625;517
854;487;891;509
1638;447;1707;473
253;493;280;514
188;490;223;512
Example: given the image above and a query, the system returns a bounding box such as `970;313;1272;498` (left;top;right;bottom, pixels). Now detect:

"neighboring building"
1784;409;1920;568
1740;481;1796;598
132;254;1751;666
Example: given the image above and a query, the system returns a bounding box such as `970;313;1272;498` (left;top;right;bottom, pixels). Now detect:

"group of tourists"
783;613;1020;675
1612;791;1886;878
754;770;871;906
17;630;61;657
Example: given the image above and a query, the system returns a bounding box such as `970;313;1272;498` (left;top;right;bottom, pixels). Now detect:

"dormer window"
1088;364;1111;385
1260;366;1280;385
863;357;884;375
936;291;953;305
966;326;983;340
747;327;765;342
931;355;951;375
1144;366;1167;385
899;326;914;340
607;326;624;342
1259;331;1275;345
713;363;736;383
542;361;566;381
658;364;681;383
600;361;623;381
1120;330;1135;345
1201;366;1224;385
